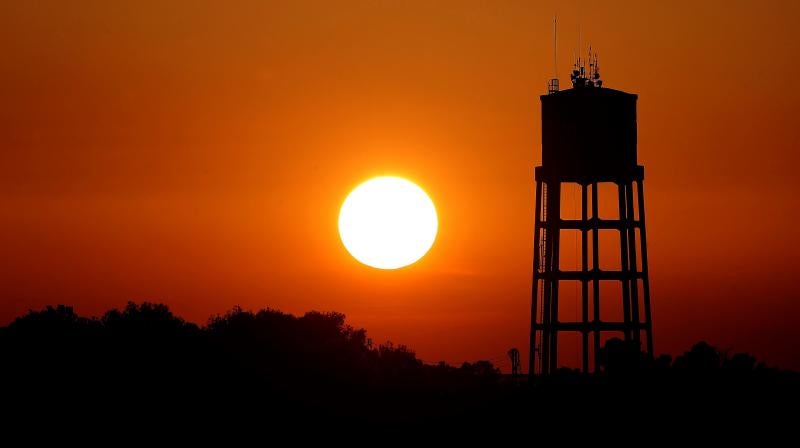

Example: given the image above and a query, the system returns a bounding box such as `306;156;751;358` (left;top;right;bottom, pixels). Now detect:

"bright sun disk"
338;176;438;270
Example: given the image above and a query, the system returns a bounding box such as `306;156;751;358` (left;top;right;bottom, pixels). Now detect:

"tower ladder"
536;182;548;372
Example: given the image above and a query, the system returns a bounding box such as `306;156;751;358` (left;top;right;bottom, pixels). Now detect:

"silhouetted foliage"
1;303;798;432
599;337;649;375
674;341;721;370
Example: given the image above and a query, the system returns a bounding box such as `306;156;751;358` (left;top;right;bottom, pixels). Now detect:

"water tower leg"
617;182;632;342
625;181;641;346
581;183;590;373
591;182;601;371
637;179;654;355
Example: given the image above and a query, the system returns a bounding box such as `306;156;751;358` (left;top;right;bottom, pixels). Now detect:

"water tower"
529;52;654;376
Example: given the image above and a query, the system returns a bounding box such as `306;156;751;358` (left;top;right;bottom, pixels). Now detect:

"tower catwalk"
529;56;653;376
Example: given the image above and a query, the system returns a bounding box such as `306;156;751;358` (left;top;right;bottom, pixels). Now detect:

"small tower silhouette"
529;52;654;376
508;348;521;377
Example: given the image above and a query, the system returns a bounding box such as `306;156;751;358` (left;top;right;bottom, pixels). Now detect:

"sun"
339;176;438;270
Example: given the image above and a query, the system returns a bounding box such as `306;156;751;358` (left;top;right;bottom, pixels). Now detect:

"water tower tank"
540;87;638;181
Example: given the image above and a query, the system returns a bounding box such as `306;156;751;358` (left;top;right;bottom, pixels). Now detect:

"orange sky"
2;0;799;371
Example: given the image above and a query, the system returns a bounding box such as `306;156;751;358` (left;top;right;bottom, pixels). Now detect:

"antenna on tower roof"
578;22;582;68
547;15;560;94
553;15;558;79
571;42;602;88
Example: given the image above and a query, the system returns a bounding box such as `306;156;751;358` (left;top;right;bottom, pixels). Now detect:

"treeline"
1;302;797;430
0;303;501;425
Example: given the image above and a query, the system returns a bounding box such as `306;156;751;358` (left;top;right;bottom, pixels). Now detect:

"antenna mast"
547;15;560;94
553;15;558;78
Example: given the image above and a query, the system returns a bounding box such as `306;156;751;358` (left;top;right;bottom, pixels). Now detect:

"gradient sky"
2;0;799;371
